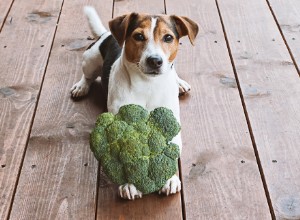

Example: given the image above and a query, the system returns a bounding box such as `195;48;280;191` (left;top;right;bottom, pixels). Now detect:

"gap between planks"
167;0;270;219
264;0;300;77
215;0;275;218
0;0;15;32
177;158;186;220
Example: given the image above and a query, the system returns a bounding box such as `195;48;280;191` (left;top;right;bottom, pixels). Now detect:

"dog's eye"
133;33;145;41
163;34;174;43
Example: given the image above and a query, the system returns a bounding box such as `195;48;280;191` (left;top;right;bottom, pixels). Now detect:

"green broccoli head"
90;104;181;194
148;107;181;141
116;104;148;124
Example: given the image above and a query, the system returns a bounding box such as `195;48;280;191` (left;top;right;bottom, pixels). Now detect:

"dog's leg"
71;32;111;97
70;47;102;97
177;75;191;96
71;6;110;97
119;183;143;200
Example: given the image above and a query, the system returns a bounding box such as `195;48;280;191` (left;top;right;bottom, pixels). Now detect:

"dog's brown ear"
171;15;199;45
109;13;138;47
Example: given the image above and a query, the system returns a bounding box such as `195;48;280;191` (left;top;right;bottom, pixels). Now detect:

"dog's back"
84;7;121;97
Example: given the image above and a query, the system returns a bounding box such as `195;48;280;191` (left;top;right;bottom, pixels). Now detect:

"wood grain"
0;0;63;219
167;0;271;219
217;0;300;219
113;0;165;16
267;0;300;75
9;1;112;220
96;1;183;220
0;0;14;30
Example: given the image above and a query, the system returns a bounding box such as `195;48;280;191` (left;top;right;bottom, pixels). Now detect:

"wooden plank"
96;1;183;220
267;0;300;75
113;0;165;16
0;0;14;31
0;0;63;219
217;0;300;219
8;1;112;219
167;0;272;219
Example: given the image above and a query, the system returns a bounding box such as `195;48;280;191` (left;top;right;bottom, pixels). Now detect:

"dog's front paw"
177;78;191;95
159;175;181;196
118;183;143;200
70;77;90;98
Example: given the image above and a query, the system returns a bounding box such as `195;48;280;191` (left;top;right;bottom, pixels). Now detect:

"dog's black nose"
146;56;163;69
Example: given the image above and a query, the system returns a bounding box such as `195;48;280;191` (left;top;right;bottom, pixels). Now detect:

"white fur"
138;18;172;75
70;7;111;97
71;7;191;199
119;184;142;200
70;32;111;97
177;73;192;94
84;6;107;37
159;175;181;195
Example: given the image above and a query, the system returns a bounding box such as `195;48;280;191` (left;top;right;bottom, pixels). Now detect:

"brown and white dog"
71;6;198;200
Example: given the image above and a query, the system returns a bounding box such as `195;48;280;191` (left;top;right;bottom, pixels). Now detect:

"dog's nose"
146;56;163;69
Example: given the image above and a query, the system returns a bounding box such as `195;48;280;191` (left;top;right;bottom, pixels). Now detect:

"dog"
71;6;198;200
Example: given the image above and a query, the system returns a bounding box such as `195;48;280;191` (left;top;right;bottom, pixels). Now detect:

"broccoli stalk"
90;104;181;194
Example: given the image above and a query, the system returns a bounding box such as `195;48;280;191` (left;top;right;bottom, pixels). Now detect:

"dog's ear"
171;15;199;45
109;13;138;47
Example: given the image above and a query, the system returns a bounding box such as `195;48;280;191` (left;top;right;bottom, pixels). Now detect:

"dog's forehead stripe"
150;17;158;39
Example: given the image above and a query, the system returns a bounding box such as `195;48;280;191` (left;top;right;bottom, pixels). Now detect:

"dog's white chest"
107;59;179;115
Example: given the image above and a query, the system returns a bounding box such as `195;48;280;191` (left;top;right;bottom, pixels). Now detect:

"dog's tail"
84;6;107;37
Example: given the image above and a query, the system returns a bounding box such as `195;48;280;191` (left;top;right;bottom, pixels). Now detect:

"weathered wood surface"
9;0;111;219
217;0;300;219
2;0;300;219
113;0;165;17
96;1;182;219
167;0;271;219
267;0;300;75
0;0;14;30
0;0;63;219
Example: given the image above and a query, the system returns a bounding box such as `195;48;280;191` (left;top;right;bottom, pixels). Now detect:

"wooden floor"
1;0;300;219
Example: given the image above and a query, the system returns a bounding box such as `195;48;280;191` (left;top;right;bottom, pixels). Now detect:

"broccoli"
90;104;181;194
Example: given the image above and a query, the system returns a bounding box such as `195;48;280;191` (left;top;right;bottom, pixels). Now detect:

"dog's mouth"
137;62;162;76
144;71;161;76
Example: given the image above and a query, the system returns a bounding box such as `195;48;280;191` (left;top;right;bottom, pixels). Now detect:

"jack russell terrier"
71;6;198;200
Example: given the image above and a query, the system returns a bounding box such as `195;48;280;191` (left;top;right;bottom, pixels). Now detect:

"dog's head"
109;13;198;76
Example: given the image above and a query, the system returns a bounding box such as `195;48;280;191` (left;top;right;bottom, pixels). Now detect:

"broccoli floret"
164;143;180;160
90;104;181;195
119;135;143;164
90;127;107;160
133;177;157;194
148;155;178;188
133;121;151;136
95;112;114;127
148;107;181;141
116;104;149;124
106;121;127;143
101;154;126;184
148;130;167;155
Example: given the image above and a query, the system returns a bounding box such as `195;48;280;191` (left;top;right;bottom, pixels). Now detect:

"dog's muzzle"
145;55;163;75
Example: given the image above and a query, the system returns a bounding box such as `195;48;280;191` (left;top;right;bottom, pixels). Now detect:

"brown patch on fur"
124;15;152;63
154;16;179;62
109;13;198;64
171;15;199;45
